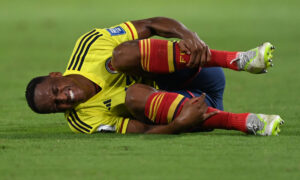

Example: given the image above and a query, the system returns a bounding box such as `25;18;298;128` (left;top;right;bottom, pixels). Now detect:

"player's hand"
173;93;218;131
178;32;211;68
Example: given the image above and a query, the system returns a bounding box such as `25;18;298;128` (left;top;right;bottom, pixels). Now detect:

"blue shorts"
155;67;225;110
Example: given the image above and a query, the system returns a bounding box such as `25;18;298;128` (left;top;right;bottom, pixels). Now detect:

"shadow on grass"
0;127;179;140
1;127;295;140
0;129;245;141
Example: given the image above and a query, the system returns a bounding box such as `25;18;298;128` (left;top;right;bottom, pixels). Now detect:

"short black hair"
25;76;47;113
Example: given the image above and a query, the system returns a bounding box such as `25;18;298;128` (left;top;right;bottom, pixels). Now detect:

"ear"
49;72;62;77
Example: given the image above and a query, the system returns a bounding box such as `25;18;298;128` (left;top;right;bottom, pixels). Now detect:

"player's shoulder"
104;21;138;40
76;21;138;43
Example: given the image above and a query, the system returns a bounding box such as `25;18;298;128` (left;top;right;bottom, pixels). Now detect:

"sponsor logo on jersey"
105;57;118;74
106;26;126;36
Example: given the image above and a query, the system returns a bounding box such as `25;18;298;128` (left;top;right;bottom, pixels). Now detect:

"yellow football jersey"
63;22;155;134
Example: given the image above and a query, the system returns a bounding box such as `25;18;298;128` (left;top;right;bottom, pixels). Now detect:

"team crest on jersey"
106;26;126;36
105;57;118;74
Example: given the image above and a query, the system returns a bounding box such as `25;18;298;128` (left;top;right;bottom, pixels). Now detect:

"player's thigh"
187;67;225;110
173;89;224;110
154;68;198;90
155;67;225;93
187;67;225;95
156;67;225;110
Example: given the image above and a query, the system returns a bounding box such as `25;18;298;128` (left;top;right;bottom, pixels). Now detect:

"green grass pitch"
1;0;300;179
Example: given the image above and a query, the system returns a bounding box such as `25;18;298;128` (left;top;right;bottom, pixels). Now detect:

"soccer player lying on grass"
25;17;284;135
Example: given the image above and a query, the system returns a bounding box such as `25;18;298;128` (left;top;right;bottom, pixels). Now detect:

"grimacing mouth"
69;89;74;101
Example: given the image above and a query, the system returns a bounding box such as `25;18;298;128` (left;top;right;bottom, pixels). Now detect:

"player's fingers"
189;97;197;104
178;42;191;54
187;52;197;68
185;44;191;55
193;46;202;68
204;45;211;65
187;42;201;68
200;45;208;66
198;101;208;112
193;96;206;110
198;93;206;102
190;96;202;104
197;41;208;67
197;93;208;108
206;46;211;63
191;98;204;109
203;111;219;120
198;39;210;64
184;42;191;55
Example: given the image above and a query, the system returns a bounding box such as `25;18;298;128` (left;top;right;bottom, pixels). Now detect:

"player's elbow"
112;41;140;72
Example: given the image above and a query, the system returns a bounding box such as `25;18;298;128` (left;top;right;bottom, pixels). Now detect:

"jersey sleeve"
65;110;129;134
63;21;139;88
105;21;139;44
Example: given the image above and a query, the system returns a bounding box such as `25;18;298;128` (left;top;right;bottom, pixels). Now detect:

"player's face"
34;73;86;113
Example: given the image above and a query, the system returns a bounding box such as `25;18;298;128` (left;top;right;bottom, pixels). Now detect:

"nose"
55;91;68;102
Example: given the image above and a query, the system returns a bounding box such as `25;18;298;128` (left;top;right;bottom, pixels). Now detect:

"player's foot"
246;113;284;136
231;42;275;74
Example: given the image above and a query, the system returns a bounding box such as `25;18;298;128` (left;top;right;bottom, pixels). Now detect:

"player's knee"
111;45;125;71
112;41;140;71
125;85;138;112
125;84;157;115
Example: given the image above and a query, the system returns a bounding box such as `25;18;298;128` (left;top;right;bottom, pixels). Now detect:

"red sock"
145;92;249;133
202;107;249;132
177;46;239;70
205;50;239;70
139;39;240;73
144;92;188;124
